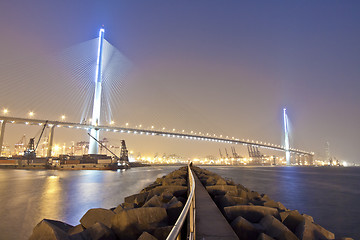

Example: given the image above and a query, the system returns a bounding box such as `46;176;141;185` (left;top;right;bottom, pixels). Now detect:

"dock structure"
193;172;238;240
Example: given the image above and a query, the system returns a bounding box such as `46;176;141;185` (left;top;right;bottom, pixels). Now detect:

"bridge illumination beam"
89;28;105;154
283;108;290;165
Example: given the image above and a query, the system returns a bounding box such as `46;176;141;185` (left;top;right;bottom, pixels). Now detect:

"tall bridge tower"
283;108;290;165
89;28;105;154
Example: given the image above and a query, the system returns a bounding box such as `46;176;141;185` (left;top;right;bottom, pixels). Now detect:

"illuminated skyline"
0;1;360;163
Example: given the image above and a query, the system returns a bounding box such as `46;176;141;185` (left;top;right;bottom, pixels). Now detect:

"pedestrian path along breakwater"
29;166;353;240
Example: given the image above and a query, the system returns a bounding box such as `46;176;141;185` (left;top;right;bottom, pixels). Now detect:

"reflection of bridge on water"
0;28;314;165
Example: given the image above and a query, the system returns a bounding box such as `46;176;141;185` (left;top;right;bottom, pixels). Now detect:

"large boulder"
161;178;186;186
152;225;173;240
206;185;239;197
165;169;187;179
215;194;248;210
143;195;163;208
71;222;117;240
125;192;149;207
216;177;227;185
295;218;335;240
224;205;280;223
114;202;137;213
80;208;115;229
231;216;262;239
166;197;184;225
159;191;174;203
68;224;85;236
280;210;302;224
260;215;298;240
29;219;72;240
111;207;168;240
147;186;187;199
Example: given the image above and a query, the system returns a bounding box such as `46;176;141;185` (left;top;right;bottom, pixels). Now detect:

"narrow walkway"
192;170;239;240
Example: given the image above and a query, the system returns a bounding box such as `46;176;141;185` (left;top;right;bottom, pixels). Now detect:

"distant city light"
61;115;66;121
3;108;8;115
28;111;34;117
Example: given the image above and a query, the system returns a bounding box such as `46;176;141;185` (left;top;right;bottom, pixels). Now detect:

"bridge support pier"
47;125;55;158
0;120;6;156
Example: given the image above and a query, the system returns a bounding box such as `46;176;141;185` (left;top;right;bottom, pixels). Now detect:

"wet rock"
260;215;298;240
137;231;158;240
295;218;334;240
231;216;261;239
125;192;149;207
111;207;168;240
29;219;72;240
143;195;163;208
153;225;173;240
80;208;115;229
224;205;280;223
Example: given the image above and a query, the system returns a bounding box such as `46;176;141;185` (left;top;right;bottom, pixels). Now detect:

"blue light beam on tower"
283;108;290;165
89;28;105;154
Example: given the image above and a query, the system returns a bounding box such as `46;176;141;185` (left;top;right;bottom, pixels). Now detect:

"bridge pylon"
283;108;290;165
89;28;105;154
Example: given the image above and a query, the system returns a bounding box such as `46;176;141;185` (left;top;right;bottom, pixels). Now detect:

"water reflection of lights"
40;175;62;218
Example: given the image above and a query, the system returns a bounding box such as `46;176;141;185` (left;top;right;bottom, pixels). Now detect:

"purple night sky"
0;1;359;163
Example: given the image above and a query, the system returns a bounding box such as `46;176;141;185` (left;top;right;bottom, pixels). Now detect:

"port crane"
24;121;48;159
87;133;129;163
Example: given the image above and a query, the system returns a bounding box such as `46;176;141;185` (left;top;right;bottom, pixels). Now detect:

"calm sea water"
0;166;358;239
205;166;360;240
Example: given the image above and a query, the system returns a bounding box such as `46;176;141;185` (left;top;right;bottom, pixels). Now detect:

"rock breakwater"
29;167;188;240
192;166;353;240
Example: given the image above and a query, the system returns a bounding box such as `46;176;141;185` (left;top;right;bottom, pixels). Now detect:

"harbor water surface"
0;166;359;239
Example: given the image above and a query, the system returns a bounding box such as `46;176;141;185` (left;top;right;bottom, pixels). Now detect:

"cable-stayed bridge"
0;28;314;165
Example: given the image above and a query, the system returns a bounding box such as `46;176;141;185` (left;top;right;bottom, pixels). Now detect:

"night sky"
1;1;360;163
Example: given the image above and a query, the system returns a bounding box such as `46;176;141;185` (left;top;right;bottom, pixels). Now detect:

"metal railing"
166;164;196;240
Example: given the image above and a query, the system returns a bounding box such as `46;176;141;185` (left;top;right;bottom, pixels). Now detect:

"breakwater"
28;166;353;240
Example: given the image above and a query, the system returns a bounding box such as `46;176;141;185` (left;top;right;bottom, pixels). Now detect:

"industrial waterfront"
0;166;358;240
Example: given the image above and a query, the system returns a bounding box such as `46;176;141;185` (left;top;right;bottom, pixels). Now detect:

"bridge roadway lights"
0;120;6;156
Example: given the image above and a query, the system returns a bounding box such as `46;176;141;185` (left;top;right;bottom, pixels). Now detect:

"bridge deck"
193;171;238;240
